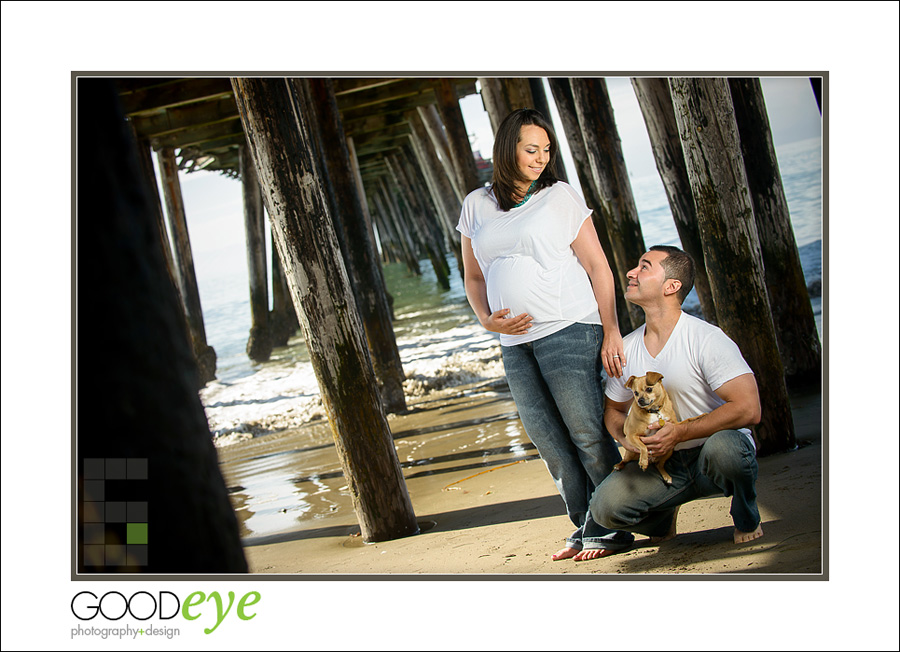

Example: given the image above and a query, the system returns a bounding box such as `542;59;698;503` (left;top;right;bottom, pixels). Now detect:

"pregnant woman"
458;108;633;561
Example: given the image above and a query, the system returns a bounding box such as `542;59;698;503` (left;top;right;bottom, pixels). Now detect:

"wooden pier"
78;74;823;554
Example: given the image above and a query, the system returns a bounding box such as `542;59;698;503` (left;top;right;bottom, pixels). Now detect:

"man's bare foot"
649;505;680;543
551;547;580;561
573;548;618;561
734;523;764;543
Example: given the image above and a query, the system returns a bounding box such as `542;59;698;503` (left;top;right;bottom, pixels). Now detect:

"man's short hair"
649;245;695;304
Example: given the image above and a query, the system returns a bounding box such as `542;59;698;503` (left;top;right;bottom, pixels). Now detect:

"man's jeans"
590;430;761;537
501;322;632;551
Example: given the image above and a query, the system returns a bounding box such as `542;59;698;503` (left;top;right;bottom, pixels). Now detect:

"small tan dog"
613;372;706;484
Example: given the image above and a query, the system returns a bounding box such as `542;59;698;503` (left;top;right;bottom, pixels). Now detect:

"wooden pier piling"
669;77;796;455
240;143;273;362
395;142;452;288
417;104;466;204
306;78;407;413
407;109;465;275
231;77;419;542
367;184;401;265
528;77;568;183
156;146;217;384
269;235;299;347
376;175;421;275
569;78;648;331
548;77;638;333
130;129;178;284
478;77;536;133
78;78;246;572
434;79;483;195
728;78;822;390
631;77;718;324
386;153;451;287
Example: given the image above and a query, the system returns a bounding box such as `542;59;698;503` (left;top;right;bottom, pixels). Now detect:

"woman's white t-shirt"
457;181;601;346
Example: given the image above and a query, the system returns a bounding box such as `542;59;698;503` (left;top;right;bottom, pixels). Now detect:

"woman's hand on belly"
483;308;533;336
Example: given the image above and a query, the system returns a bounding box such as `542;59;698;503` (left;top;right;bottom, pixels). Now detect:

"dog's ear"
646;371;664;385
624;375;637;389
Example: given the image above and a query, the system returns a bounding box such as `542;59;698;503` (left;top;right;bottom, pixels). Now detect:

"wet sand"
216;379;823;576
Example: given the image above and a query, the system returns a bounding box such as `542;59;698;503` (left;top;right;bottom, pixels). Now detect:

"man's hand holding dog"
641;420;682;458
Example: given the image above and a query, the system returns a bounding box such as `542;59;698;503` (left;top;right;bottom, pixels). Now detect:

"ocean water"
199;136;823;445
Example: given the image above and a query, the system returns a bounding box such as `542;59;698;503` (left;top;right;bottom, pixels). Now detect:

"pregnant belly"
486;257;558;321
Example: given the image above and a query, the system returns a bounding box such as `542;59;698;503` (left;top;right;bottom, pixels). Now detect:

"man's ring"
613;355;620;358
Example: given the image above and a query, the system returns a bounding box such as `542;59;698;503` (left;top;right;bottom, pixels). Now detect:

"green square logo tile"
127;522;148;545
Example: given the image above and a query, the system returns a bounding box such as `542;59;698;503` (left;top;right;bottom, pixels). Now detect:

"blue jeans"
590;430;760;537
501;322;633;551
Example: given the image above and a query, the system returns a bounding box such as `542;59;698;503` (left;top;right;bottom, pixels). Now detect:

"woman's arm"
570;218;625;377
461;235;533;336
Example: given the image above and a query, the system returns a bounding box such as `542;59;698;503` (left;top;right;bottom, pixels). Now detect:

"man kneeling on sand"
591;246;765;546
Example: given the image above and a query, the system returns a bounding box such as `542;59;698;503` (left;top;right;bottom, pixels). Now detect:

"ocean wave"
204;322;504;446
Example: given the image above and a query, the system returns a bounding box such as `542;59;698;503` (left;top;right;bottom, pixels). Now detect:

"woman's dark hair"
490;108;559;211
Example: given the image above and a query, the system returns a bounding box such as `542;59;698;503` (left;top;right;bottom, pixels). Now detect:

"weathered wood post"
403;139;454;259
78;78;246;572
434;79;483;195
478;77;536;133
407;109;465;275
528;77;569;183
366;183;400;264
372;178;419;273
728;78;822;389
269;236;299;347
569;78;648;330
404;132;457;248
376;175;421;275
231;77;418;541
130;129;177;282
631;77;718;324
418;104;465;203
348;136;398;324
346;136;385;280
387;149;451;290
130;129;207;378
304;78;407;413
156;146;217;384
383;167;427;274
400;138;452;246
240;143;273;362
669;76;796;455
548;77;635;333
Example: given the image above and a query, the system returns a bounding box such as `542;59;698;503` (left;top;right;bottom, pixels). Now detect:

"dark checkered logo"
81;458;148;570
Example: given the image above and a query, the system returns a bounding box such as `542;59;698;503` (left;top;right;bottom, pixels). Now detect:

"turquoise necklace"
513;180;538;208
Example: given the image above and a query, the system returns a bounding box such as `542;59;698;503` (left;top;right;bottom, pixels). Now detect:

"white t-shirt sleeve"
559;183;593;243
457;192;476;238
605;373;632;403
698;328;755;391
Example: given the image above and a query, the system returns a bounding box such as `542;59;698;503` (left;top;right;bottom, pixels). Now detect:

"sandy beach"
216;377;823;577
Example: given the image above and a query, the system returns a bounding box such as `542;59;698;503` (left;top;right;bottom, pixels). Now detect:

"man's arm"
604;396;641;454
641;373;762;458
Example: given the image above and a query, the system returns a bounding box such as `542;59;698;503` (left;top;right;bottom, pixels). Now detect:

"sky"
174;75;822;282
1;2;898;650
